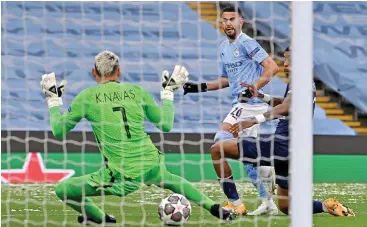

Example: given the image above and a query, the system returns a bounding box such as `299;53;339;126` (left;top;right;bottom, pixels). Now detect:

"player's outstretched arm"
183;77;229;95
144;65;189;132
262;93;290;120
183;39;231;95
207;77;230;90
40;72;84;139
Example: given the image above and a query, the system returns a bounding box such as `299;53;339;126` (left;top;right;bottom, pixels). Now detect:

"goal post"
290;2;313;227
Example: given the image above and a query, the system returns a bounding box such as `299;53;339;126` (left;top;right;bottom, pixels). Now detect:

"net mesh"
1;1;290;226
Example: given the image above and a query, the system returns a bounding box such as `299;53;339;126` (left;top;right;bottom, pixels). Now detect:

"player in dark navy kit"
211;47;355;216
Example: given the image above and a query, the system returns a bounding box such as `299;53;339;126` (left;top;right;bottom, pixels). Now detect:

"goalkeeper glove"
161;65;189;101
40;72;67;109
183;82;208;95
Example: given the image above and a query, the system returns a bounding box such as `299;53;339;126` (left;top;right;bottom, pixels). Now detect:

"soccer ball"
158;194;191;226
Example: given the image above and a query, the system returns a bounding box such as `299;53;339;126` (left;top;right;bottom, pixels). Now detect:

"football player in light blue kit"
183;5;279;215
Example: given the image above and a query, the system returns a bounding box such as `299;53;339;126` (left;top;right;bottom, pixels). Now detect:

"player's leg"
55;166;142;224
235;104;277;210
277;187;335;215
276;186;289;214
243;164;271;202
273;143;355;217
274;143;334;215
145;158;236;221
277;186;354;216
257;165;277;195
240;136;278;215
215;104;273;211
55;173;116;224
273;142;332;215
213;122;240;196
210;138;242;205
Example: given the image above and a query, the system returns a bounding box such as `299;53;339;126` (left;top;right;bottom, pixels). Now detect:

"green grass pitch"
2;183;366;227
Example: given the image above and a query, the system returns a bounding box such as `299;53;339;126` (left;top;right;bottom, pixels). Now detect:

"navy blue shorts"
238;135;289;189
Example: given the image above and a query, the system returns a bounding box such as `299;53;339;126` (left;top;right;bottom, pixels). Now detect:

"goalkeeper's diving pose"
183;5;279;215
41;51;236;225
213;47;355;217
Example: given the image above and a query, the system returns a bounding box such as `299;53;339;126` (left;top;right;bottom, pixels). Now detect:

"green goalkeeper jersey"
49;81;174;179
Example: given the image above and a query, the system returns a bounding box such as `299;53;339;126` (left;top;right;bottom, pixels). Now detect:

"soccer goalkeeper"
41;51;235;224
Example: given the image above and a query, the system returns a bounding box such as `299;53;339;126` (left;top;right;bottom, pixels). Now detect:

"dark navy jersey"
274;82;316;136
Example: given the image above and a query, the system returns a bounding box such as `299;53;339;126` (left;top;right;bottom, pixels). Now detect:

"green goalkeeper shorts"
85;155;171;196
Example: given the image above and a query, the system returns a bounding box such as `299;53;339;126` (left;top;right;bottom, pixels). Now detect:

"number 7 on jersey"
112;107;131;139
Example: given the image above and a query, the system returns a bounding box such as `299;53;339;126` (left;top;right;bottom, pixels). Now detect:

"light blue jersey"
218;33;269;105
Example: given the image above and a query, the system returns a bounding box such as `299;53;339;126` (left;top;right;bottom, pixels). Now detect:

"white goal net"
1;1;313;227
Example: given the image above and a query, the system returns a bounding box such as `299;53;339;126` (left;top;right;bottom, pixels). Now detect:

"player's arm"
207;77;230;90
182;49;229;94
240;82;284;107
144;66;189;132
182;77;229;94
253;91;284;107
229;92;290;135
263;92;290;120
259;94;284;107
142;89;174;133
241;40;279;90
207;53;231;91
49;94;86;139
40;72;85;139
255;57;279;89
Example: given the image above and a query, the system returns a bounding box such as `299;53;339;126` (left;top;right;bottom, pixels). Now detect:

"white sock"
322;202;328;213
230;199;242;206
262;198;271;206
267;192;273;199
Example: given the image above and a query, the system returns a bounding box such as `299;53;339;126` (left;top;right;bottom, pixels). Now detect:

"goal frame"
290;2;313;227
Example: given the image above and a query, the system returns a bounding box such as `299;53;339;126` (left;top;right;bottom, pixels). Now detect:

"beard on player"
221;15;243;41
220;7;244;41
224;25;237;40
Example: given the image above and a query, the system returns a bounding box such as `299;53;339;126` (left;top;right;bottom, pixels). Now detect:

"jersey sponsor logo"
249;47;260;57
224;60;244;73
234;48;240;57
68;106;72;113
224;61;243;69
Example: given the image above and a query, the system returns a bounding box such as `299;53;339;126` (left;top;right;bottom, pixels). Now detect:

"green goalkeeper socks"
66;197;105;223
55;180;105;222
159;172;215;210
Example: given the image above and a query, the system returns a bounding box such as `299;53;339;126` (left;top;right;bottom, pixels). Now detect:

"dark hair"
285;47;290;52
94;63;101;77
221;5;243;18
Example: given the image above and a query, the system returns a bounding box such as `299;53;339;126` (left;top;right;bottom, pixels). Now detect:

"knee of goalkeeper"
55;181;77;200
55;182;67;200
